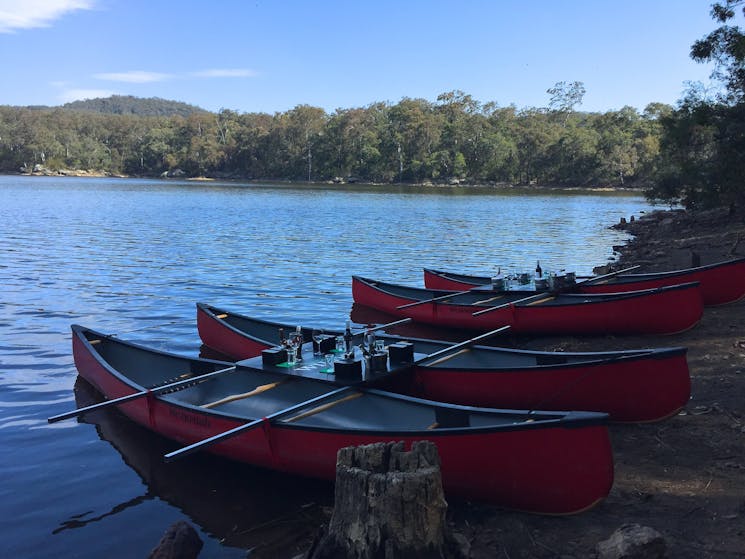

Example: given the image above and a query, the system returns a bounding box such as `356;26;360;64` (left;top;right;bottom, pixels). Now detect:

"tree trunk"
307;441;467;559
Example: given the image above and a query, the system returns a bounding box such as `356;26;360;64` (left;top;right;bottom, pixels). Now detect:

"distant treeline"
0;91;670;188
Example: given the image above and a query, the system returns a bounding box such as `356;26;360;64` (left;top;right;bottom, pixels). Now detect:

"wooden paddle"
201;380;287;409
164;386;355;462
574;265;641;286
47;365;237;423
471;293;548;316
354;317;413;334
413;325;511;365
396;290;475;310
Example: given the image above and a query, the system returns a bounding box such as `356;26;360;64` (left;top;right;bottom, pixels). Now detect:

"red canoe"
197;303;691;422
62;324;614;515
352;276;703;335
423;256;745;306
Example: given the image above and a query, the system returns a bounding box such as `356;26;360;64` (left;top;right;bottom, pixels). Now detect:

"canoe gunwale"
199;303;688;371
425;258;745;306
73;324;609;437
354;275;701;308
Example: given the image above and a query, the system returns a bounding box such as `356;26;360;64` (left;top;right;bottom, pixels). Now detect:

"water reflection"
68;378;332;557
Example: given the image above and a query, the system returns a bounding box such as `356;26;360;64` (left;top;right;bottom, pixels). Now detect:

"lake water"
0;176;655;557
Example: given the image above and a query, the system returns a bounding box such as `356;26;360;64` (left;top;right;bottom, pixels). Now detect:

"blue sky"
0;0;725;114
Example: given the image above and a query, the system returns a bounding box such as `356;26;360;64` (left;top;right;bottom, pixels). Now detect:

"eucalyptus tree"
265;105;327;180
0;107;29;170
384;98;441;182
232;112;274;178
547;81;586;125
139;119;179;173
434;90;481;179
513;108;562;184
482;106;520;183
691;0;745;102
171;112;225;176
213;109;240;172
593;106;646;185
547;119;601;185
648;1;745;208
291;105;328;181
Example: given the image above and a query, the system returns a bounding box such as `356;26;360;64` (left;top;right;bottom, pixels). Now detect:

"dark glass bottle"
344;320;353;359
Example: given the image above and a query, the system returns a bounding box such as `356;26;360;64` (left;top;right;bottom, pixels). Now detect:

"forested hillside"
0;91;667;187
61;95;206;117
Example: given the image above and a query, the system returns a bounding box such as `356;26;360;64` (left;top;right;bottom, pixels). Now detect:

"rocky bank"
456;206;745;558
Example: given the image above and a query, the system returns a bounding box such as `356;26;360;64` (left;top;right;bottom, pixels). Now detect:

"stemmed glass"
312;328;324;356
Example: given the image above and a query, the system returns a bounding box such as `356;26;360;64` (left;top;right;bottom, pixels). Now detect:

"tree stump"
147;520;203;559
307;441;467;559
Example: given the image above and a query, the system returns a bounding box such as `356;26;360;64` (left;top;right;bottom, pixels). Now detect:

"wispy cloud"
192;68;257;78
58;88;115;103
94;71;173;83
54;67;258;104
0;0;95;33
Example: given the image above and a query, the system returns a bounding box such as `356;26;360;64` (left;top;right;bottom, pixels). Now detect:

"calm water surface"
0;176;655;557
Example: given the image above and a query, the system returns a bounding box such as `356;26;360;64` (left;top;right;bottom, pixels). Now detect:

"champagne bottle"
535;260;542;278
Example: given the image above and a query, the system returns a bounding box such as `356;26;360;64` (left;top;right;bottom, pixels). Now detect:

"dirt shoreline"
455;207;745;558
10;170;644;192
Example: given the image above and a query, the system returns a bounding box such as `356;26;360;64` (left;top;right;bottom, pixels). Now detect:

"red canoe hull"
580;258;745;306
71;330;614;514
197;305;269;358
424;257;745;306
196;304;691;422
353;277;703;335
413;353;690;423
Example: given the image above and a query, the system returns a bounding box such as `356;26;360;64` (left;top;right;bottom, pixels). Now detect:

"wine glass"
312;328;324;356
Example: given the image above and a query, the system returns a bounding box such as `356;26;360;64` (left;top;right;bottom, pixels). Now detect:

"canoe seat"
429;407;470;429
536;354;568;366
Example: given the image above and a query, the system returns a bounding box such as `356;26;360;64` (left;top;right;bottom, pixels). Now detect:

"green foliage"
0;94;667;187
62;95;207;117
646;2;745;209
547;81;586;125
690;1;745;103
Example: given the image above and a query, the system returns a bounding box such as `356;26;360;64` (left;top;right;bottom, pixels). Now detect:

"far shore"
6;169;646;193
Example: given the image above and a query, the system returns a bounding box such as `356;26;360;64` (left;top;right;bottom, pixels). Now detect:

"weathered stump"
147;520;203;559
307;441;467;559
